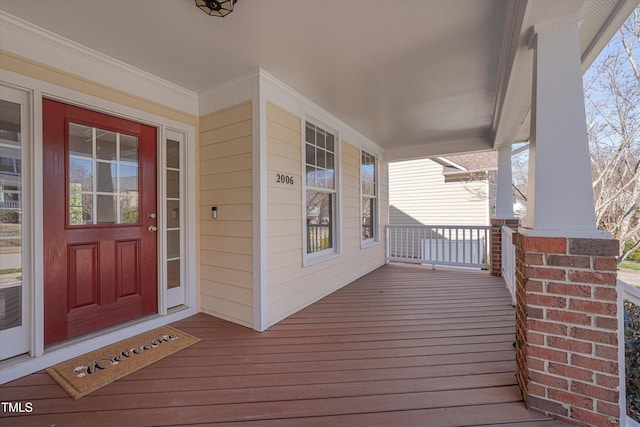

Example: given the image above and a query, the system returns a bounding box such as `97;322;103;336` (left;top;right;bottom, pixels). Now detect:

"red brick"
529;345;568;363
529;370;569;390
528;357;546;371
594;257;618;271
528;306;544;319
528;319;568;335
547;254;591;268
528;331;545;345
547;282;592;297
571;328;617;346
595;344;618;360
528;395;569;417
571;381;619;403
547;336;592;354
571;407;619;427
547;309;592;325
571;354;618;375
528;293;567;308
595;316;618;331
548;362;594;382
594;286;617;301
569;299;617;316
595;373;619;389
528;382;547;398
525;253;544;265
597;400;621;417
526;266;567;281
526;279;544;292
525;237;567;254
569;270;617;285
548;388;594;409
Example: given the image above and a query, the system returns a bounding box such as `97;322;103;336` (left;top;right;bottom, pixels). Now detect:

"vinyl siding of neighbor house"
266;102;388;326
389;157;488;226
199;100;254;328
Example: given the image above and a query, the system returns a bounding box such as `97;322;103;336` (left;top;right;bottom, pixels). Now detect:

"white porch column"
495;145;516;219
525;17;603;237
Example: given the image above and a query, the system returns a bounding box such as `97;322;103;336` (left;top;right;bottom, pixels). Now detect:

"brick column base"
514;235;620;427
490;218;519;276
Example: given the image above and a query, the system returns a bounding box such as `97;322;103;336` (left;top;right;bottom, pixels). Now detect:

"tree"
583;8;640;262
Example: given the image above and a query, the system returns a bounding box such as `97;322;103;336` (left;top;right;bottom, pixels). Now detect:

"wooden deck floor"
0;263;572;426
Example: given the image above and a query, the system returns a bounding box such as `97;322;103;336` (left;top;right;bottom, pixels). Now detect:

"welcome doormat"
46;325;200;399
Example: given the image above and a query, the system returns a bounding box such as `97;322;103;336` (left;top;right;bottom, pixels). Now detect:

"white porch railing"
0;201;21;209
386;225;490;269
502;225;516;304
619;279;640;427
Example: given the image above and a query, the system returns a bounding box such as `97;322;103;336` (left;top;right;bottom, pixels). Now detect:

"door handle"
148;226;158;232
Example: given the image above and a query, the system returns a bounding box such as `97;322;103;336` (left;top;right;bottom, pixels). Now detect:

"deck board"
0;263;572;426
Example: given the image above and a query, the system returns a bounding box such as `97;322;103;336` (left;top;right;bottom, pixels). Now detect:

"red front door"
43;99;158;346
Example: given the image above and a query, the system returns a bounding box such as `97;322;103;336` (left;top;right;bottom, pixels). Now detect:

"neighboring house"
389;152;497;227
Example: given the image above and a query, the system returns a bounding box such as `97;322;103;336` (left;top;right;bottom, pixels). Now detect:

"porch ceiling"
0;0;635;159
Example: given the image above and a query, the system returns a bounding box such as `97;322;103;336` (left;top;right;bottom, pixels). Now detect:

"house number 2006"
276;174;294;185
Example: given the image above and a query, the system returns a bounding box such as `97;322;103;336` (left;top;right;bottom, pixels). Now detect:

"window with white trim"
304;121;337;256
361;150;377;242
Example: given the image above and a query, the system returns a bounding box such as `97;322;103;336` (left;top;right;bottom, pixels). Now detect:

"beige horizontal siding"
199;100;253;328
265;100;387;326
389;158;488;226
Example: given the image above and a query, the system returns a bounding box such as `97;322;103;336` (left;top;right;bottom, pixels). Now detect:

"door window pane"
120;193;139;224
166;139;180;169
167;259;180;289
68;123;139;225
166;170;179;199
69;157;93;191
120;134;139;162
96;130;117;161
96;194;116;224
68;123;93;157
96;161;115;193
166;200;180;229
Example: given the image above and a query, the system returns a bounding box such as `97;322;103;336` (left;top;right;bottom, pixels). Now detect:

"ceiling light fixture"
195;0;237;17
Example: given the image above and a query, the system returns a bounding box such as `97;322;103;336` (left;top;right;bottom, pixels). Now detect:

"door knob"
148;225;158;232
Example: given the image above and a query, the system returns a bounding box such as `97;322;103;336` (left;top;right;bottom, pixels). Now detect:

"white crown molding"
199;67;384;156
0;11;198;116
198;69;259;115
258;69;384;158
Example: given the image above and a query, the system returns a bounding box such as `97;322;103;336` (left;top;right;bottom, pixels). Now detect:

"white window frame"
0;83;33;361
302;118;340;266
360;149;379;247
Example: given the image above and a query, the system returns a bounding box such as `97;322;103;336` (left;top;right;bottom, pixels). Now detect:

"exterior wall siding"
199;100;254;327
389;157;488;226
266;103;387;326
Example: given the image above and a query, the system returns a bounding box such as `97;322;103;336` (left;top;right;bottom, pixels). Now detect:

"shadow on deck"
0;263;572;426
